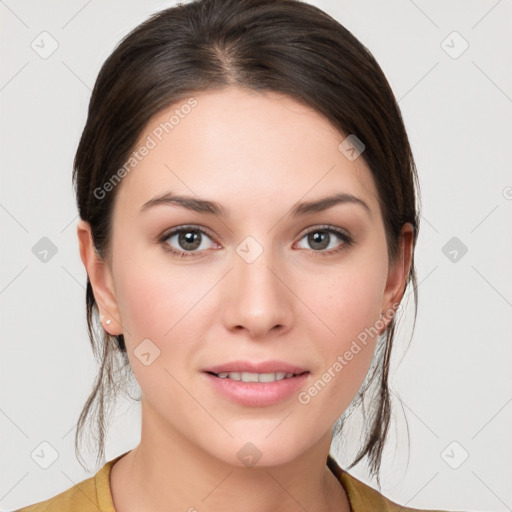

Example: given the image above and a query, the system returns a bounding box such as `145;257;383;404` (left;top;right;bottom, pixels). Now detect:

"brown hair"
73;0;420;485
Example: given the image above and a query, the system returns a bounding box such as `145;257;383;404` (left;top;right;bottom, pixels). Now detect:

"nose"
221;243;294;339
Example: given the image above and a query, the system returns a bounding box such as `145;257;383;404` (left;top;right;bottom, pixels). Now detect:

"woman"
17;0;462;510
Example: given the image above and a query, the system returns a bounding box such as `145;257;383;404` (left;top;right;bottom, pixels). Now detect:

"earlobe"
76;220;123;335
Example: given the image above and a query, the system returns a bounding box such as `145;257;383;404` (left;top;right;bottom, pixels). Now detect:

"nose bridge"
222;235;292;336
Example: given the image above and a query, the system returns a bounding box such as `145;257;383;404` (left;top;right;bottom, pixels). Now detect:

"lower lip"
203;372;309;407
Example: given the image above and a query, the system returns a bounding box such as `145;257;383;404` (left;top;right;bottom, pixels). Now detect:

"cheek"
112;258;209;402
294;252;387;415
112;242;209;344
300;253;387;343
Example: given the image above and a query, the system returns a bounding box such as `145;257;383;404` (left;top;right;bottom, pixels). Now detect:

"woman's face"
80;86;411;467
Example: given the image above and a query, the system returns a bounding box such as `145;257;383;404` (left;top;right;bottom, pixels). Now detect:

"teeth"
215;371;297;382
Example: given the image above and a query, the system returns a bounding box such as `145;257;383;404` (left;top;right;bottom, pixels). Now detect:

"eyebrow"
140;191;371;217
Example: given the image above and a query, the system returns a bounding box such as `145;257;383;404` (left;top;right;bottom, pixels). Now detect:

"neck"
110;408;350;512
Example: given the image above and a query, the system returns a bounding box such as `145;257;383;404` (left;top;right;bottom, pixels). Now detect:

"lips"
203;366;310;407
202;360;309;375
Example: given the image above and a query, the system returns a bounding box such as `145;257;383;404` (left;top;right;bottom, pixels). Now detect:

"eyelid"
296;223;352;240
158;224;217;242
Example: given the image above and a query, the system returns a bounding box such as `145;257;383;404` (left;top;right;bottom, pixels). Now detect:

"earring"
105;319;112;325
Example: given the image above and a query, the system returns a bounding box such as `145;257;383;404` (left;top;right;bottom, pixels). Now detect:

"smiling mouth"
205;371;309;383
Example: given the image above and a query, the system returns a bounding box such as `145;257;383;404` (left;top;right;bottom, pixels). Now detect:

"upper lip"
203;360;309;375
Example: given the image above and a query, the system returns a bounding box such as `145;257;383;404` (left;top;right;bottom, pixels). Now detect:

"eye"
158;224;354;258
159;226;218;257
295;226;354;254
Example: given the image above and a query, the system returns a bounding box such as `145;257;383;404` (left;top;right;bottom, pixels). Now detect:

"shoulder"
327;455;463;512
14;454;123;512
14;475;98;512
340;471;455;512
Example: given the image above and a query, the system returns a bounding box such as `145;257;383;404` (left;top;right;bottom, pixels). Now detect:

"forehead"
113;87;380;221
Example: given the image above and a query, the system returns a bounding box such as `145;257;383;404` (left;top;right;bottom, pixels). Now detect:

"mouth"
204;370;309;383
201;361;310;407
202;360;309;381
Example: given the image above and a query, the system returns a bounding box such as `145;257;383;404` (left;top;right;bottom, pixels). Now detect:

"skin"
77;86;413;512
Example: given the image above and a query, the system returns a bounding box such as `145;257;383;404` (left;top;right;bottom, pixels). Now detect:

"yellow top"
16;452;456;512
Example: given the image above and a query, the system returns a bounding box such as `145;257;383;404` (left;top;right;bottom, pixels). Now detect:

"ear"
380;222;415;329
77;219;122;335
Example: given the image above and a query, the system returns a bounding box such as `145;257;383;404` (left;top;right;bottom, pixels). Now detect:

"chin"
204;434;314;470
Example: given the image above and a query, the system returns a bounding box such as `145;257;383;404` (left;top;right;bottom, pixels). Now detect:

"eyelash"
158;224;354;259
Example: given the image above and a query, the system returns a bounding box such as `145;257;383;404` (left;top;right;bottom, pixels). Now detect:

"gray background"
1;1;511;510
